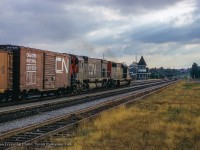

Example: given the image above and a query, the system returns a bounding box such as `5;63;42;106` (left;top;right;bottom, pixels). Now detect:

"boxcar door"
55;54;70;88
44;53;56;89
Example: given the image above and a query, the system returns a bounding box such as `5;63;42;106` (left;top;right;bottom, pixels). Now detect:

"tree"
191;63;199;79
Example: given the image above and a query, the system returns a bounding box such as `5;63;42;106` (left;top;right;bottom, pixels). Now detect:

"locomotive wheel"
73;90;78;94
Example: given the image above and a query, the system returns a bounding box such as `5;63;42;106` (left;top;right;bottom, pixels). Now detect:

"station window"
102;69;106;77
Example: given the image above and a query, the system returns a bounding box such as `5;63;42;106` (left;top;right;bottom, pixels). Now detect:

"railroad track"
0;80;168;124
0;79;162;112
0;80;177;150
0;79;162;108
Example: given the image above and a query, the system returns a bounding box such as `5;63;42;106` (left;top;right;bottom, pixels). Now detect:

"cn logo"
55;57;68;74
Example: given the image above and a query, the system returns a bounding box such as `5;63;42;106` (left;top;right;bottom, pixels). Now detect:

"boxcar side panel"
44;52;56;89
44;52;70;89
0;51;11;93
55;54;70;88
20;47;44;91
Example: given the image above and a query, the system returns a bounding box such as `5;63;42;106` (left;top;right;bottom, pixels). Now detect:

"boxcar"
0;50;13;99
0;45;71;100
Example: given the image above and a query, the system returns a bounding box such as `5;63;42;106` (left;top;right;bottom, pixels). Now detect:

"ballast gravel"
0;84;167;134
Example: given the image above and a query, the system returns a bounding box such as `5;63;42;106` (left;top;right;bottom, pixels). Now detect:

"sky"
0;0;200;69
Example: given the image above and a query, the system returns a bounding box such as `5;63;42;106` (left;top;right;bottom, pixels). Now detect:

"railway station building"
129;56;150;80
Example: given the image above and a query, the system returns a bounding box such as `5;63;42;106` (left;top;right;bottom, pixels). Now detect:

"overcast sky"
1;0;200;68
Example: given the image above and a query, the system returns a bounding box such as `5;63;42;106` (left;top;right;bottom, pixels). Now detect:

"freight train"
0;45;131;101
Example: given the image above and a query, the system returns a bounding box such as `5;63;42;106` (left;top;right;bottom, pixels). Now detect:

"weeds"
50;81;200;150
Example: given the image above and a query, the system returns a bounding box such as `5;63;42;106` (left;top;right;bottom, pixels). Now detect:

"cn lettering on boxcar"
55;57;69;74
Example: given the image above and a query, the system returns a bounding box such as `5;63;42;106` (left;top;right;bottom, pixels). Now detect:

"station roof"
138;56;147;66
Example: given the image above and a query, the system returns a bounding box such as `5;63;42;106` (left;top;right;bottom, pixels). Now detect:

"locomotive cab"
69;54;85;92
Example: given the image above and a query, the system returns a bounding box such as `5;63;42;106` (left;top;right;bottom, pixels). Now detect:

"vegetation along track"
0;80;169;123
0;80;178;150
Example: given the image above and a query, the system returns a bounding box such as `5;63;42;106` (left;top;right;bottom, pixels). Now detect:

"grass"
49;81;200;150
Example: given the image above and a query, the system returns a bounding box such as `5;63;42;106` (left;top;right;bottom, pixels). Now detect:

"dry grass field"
50;81;200;150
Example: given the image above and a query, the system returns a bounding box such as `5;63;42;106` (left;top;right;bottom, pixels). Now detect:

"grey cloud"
88;0;180;14
0;0;101;44
0;0;198;45
129;18;200;44
0;0;199;68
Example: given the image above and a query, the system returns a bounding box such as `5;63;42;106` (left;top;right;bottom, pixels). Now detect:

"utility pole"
136;54;137;63
136;54;138;80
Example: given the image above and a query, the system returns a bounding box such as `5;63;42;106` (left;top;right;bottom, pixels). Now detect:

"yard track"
0;80;167;124
0;79;178;150
0;79;161;108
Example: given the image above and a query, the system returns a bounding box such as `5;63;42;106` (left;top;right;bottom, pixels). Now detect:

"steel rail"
0;80;169;124
0;79;162;108
0;79;162;113
0;80;177;150
0;80;163;114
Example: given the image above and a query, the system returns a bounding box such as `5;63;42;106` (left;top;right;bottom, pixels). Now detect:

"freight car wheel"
0;95;5;102
22;90;28;100
55;89;63;96
4;91;13;102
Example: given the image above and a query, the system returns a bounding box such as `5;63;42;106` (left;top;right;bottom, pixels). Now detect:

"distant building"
129;56;150;80
129;61;138;80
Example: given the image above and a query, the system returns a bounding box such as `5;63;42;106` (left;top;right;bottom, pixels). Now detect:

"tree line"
191;63;200;79
149;67;189;79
